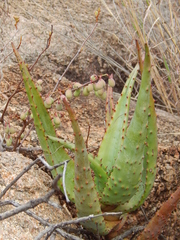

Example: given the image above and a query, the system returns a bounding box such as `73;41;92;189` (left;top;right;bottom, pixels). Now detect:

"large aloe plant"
12;43;157;237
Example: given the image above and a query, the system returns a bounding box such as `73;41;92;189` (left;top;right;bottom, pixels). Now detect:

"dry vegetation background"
0;0;180;114
0;0;180;239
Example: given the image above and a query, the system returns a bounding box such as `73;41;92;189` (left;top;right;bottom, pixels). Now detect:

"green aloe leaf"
101;44;153;206
62;96;108;235
12;43;75;200
47;134;108;192
115;88;157;212
97;64;139;175
105;85;114;127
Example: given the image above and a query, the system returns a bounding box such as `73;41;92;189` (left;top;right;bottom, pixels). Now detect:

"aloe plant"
12;42;157;237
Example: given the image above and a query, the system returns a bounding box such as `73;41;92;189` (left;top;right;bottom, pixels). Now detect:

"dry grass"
101;0;180;114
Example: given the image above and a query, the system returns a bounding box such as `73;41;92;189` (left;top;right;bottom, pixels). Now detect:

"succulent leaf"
105;85;114;127
101;44;152;206
47;134;108;194
62;96;108;234
97;64;139;176
114;88;157;212
12;43;75;200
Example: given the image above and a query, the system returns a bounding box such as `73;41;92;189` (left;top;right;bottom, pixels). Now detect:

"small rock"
0;151;72;240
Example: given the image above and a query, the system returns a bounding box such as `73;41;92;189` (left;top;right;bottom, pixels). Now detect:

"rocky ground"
0;1;180;239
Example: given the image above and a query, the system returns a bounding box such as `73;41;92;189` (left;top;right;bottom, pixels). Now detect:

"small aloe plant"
12;43;157;237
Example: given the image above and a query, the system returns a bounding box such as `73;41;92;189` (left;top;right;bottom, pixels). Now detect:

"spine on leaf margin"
46;134;108;191
62;95;109;235
12;43;75;200
98;64;139;176
105;85;114;128
115;45;157;212
101;44;154;207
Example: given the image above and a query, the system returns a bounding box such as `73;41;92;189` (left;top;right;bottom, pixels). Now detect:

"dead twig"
0;199;81;240
62;160;70;203
0;36;22;64
18;123;34;150
51;21;98;95
0;155;70;200
13;117;33;151
38;156;71;203
112;226;145;240
2;145;42;156
29;25;53;71
0;158;39;199
0;173;61;221
38;156;70;171
0;79;23;124
35;211;122;239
